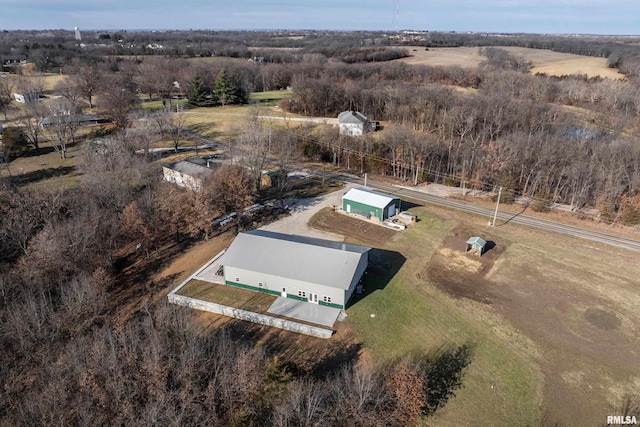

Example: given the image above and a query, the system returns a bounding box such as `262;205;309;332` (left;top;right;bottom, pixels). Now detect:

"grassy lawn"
140;98;188;111
343;212;542;426
177;280;277;313
0;140;83;188
249;90;291;106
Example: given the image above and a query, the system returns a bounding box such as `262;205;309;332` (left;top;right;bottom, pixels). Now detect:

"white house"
162;159;216;191
13;92;39;103
338;110;376;136
221;230;370;309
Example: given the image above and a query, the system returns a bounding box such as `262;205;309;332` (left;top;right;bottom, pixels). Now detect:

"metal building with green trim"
221;230;370;310
342;188;401;222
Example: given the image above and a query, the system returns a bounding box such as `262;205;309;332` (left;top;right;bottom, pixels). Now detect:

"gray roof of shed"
466;236;487;247
338;110;368;124
343;188;399;209
221;230;370;290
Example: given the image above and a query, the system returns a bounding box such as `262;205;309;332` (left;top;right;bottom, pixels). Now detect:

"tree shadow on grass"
347;248;406;308
405;342;475;415
8;165;78;186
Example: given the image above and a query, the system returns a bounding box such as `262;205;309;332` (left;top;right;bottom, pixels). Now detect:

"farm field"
398;46;626;79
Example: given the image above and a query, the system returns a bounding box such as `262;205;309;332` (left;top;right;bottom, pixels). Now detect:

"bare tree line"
280;58;640;223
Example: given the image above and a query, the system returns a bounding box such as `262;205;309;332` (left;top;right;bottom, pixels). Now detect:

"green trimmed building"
221;230;370;309
342;188;401;222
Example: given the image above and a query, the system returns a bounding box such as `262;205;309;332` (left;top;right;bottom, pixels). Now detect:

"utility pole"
492;186;502;227
364;173;368;190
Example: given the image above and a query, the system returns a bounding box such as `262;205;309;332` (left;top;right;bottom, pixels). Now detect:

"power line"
258;121;597;218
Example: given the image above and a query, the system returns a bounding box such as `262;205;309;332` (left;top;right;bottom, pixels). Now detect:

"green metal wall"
342;197;400;222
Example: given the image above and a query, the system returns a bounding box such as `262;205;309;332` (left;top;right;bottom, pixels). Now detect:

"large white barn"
221;230;370;309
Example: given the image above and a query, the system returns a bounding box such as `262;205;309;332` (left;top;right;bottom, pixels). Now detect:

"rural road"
328;172;640;253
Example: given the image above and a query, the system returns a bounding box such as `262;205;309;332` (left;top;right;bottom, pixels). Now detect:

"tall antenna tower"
392;0;399;32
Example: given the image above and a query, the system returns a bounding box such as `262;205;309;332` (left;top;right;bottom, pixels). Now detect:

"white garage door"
387;204;396;217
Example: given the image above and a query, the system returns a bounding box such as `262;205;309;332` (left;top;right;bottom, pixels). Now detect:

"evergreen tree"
214;69;247;106
214;69;241;106
1;127;31;160
187;75;214;107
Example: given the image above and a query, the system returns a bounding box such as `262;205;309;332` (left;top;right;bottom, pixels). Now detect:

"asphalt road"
331;173;640;253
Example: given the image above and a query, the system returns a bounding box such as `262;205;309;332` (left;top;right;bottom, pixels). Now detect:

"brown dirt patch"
584;307;622;331
308;207;397;247
424;225;503;304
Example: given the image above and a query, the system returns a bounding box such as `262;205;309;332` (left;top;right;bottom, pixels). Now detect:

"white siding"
225;266;346;307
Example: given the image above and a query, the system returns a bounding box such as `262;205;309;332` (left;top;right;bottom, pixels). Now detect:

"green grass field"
344;214;542;426
177;280;277;313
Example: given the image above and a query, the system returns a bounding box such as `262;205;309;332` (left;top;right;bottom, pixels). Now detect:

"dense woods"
2;29;640;425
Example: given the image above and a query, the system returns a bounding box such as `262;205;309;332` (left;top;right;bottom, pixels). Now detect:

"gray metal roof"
166;160;215;178
466;236;487;247
221;230;370;290
343;188;399;209
338;110;368;124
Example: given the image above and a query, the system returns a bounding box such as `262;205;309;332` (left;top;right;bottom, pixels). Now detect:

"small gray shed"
466;237;487;256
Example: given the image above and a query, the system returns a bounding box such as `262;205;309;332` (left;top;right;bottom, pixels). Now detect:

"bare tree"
74;64;102;109
17;96;45;153
97;75;138;129
152;106;188;153
211;165;255;218
237;113;269;190
43;98;83;159
0;77;14;120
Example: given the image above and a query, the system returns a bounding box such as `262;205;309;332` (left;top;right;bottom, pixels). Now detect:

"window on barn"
235;277;240;282
298;290;306;298
258;281;264;287
323;296;332;303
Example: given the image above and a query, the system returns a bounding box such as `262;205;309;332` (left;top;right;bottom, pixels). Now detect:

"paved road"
328;172;640;253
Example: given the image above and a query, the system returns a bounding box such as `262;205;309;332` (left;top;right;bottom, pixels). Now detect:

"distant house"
1;54;27;67
342;188;401;222
221;230;370;310
162;158;217;191
41;113;102;128
466;236;487;256
13;92;39;103
338;110;376;136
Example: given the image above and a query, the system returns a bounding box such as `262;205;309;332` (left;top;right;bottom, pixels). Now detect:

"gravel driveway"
259;184;355;241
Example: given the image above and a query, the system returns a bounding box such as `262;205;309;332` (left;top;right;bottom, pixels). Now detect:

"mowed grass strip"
340;213;542;426
177;279;277;313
